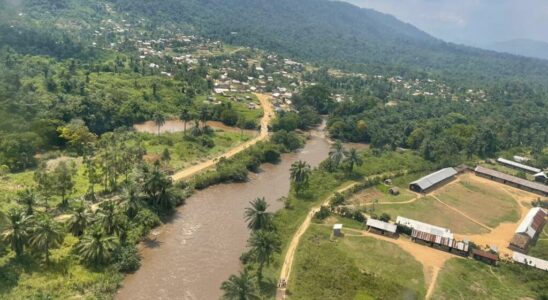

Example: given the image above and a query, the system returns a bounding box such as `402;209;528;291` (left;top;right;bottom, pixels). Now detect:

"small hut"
333;224;343;237
389;187;400;195
472;249;499;265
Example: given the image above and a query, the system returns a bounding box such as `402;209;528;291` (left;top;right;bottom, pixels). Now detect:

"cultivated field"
433;174;520;228
289;224;425;300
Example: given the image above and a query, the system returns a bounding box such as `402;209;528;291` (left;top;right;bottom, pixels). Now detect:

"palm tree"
75;229;118;266
17;188;39;215
123;184;143;219
96;201;124;236
244;197;273;232
247;230;281;282
29;214;64;263
328;141;345;169
1;209;32;257
343;148;363;175
142;164;172;210
153;112;166;135
179;107;193;135
290;160;311;196
198;105;210;128
67;203;91;237
220;269;260;300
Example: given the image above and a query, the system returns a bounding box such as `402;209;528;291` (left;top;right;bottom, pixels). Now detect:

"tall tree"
290;160;311;196
75;229;118;266
247;230;281;282
153;112;166;135
17;188;38;216
244;197;274;232
29;214;64;263
179;107;193;135
220;269;260;300
96;201;124;236
51;161;76;207
1;209;32;257
343;148;363;174
67;203;91;237
123;184;143;219
328;141;345;169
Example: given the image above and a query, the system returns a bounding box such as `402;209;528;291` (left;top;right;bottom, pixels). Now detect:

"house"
497;157;541;174
409;168;458;193
513;155;530;163
512;252;548;271
333;224;343;237
396;217;453;239
472;249;499;265
366;219;397;236
475;166;548;196
509;207;547;251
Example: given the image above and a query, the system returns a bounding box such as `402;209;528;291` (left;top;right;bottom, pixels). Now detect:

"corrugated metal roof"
472;249;499;261
516;207;547;238
410;168;457;191
396;216;453;239
366;219;397;233
513;252;548;271
497;158;541;173
333;224;343;230
475;166;548;194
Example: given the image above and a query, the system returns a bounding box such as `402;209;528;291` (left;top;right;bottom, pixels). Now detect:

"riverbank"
116;125;331;299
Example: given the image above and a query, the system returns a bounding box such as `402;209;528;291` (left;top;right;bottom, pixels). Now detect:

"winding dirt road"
171;93;273;181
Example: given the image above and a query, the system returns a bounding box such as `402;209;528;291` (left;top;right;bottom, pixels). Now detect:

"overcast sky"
344;0;548;46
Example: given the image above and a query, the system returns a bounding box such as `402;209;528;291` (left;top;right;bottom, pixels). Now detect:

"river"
116;127;331;300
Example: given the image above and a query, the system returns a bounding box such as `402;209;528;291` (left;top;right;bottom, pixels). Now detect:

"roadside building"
472;249;499;265
474;166;548;196
396;216;454;239
366;219;397;237
512;252;548;271
509;207;547;251
333;224;343;237
409;168;457;193
497;157;541;174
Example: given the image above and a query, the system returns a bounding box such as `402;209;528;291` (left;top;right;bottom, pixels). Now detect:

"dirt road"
171;93;273;181
276;182;359;300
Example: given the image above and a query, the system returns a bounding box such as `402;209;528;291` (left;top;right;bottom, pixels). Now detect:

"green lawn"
433;258;548;299
435;176;520;228
289;224;425;299
375;196;490;235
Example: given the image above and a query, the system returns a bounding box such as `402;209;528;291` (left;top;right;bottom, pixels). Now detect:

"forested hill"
108;0;548;87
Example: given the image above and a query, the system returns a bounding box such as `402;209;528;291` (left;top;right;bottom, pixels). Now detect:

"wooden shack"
472;249;499;265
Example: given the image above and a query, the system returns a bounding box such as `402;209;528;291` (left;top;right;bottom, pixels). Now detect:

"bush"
115;244;141;273
315;206;331;220
379;213;391;222
353;211;365;222
271;130;304;151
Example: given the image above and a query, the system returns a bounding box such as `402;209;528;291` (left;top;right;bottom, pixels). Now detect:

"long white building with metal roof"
409;167;457;193
396;216;454;239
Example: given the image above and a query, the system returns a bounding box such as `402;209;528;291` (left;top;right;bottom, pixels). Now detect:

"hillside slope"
108;0;548;87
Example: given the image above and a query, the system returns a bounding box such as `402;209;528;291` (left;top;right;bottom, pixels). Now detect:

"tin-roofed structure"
475;166;548;196
409;168;457;193
396;216;453;239
366;219;397;236
510;207;547;251
497;157;541;174
513;252;548;271
472;249;499;265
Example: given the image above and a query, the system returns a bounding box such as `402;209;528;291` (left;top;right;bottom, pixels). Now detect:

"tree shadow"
142;237;162;249
259;277;278;297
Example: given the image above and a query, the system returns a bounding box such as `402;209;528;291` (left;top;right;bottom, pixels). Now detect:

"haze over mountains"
486;39;548;61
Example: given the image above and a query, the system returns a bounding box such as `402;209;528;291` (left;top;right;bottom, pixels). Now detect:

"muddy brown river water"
116;129;331;300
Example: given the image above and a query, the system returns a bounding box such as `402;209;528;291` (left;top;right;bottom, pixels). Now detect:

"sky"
344;0;548;46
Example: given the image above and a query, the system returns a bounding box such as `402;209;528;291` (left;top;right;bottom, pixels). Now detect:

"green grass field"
433;258;548;299
289;224;425;299
375;196;490;235
435;175;520;228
